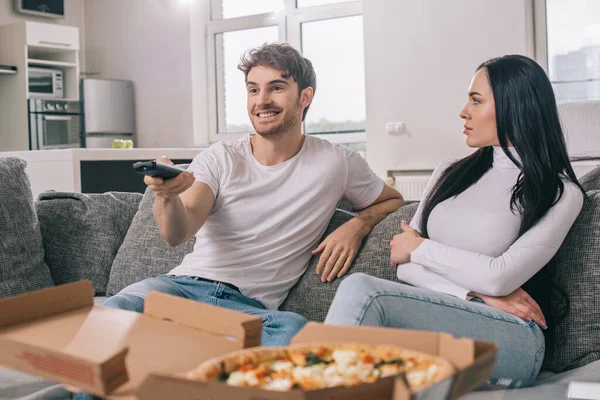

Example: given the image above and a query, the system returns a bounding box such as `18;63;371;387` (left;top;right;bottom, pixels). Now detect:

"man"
104;43;404;346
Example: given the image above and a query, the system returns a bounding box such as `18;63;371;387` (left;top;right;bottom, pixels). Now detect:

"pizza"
184;343;455;392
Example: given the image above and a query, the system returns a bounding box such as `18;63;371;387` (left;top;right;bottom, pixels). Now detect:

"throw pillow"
281;203;420;322
545;190;600;372
580;167;600;192
107;187;196;296
36;191;143;295
0;157;54;297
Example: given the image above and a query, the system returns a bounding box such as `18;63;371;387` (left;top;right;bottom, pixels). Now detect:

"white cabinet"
25;22;79;50
0;21;80;151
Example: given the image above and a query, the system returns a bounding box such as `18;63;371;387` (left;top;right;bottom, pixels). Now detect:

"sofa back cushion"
545;190;600;372
580;166;600;192
107;187;195;296
0;157;54;297
281;203;419;321
36;191;143;295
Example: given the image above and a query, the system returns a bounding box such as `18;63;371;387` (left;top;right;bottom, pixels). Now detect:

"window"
538;0;600;103
206;0;365;147
218;27;279;133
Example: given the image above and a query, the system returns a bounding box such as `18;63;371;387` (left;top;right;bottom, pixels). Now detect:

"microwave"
28;67;64;99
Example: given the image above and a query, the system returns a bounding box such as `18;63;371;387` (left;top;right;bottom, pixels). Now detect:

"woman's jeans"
325;273;545;386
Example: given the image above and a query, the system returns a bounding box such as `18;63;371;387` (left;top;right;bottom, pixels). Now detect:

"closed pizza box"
0;280;263;399
136;324;498;400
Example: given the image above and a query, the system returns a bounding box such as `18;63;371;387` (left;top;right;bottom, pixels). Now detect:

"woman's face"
460;68;500;148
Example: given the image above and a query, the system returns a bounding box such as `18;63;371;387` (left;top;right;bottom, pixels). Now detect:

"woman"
325;55;585;386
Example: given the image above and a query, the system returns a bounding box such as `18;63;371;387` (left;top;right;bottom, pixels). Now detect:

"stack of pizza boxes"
0;281;497;399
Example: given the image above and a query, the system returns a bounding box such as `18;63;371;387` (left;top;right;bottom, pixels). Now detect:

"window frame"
200;0;364;145
533;0;548;72
533;0;600;102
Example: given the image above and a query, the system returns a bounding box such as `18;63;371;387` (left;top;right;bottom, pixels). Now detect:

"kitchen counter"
0;148;206;162
0;148;207;198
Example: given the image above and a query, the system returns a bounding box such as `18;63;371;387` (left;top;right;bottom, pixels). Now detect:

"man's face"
246;65;304;138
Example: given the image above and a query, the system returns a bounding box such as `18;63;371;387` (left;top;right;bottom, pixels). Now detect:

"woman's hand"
471;288;547;329
390;220;425;266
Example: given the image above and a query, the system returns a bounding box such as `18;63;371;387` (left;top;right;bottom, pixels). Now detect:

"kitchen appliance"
14;0;65;19
28;67;64;99
81;78;136;148
28;99;82;150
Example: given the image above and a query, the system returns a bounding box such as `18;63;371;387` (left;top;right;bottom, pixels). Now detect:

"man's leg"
325;273;545;386
256;310;308;346
208;284;308;346
103;275;189;312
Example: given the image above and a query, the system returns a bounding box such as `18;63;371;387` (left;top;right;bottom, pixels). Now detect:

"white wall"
83;0;195;148
80;0;533;160
363;0;532;177
0;0;85;68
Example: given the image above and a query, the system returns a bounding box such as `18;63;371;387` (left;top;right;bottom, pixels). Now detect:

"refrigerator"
80;79;136;148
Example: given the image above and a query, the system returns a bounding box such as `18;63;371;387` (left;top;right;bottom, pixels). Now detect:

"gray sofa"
1;155;600;399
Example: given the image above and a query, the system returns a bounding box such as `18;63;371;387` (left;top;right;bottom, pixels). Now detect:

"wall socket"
386;121;410;136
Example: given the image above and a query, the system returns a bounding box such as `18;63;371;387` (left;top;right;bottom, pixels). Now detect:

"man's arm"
146;157;215;247
352;184;405;237
154;182;215;247
314;184;404;282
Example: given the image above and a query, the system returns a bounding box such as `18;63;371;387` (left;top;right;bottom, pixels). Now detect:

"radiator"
387;171;432;201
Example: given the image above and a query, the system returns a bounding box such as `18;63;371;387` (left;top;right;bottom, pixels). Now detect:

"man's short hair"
238;43;317;121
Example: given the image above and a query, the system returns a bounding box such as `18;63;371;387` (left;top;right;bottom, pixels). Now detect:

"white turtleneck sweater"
397;147;584;300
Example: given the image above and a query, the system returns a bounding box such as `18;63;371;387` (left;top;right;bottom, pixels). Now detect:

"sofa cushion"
580;167;600;192
107;187;196;296
0;157;54;297
281;203;419;321
545;190;600;372
36;191;143;295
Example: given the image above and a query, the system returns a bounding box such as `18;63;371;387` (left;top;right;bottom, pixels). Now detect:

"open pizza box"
137;322;498;400
0;280;263;399
0;281;498;400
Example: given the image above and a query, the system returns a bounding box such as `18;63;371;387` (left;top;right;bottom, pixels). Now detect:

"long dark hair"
419;55;585;332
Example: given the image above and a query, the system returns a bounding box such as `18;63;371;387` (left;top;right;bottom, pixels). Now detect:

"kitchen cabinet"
0;21;80;151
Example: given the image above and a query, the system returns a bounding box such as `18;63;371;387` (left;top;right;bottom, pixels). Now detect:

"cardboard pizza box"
0;281;498;399
0;280;262;399
136;323;498;400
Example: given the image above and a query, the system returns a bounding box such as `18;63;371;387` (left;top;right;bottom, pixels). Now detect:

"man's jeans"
325;273;546;386
103;275;308;346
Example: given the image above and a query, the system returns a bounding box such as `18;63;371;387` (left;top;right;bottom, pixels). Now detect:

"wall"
83;0;195;148
363;0;532;177
80;0;532;159
0;0;85;68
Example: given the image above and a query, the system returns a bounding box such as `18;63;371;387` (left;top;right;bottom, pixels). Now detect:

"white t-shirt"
169;134;384;309
397;146;584;299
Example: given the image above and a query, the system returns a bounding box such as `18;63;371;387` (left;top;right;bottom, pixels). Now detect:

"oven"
28;99;82;150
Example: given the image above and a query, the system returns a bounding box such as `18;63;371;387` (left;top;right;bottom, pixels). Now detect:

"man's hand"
471;288;547;329
313;219;365;282
144;156;195;200
389;220;425;266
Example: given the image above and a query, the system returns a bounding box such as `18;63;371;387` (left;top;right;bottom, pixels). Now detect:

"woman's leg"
325;273;545;386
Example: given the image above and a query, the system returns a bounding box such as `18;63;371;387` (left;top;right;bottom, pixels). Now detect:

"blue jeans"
324;273;545;386
103;275;308;346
